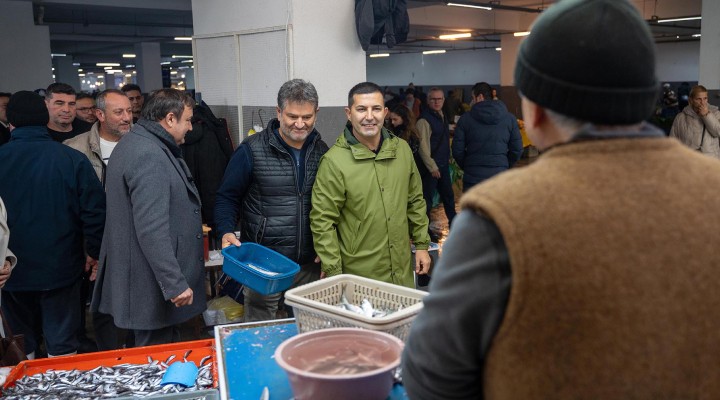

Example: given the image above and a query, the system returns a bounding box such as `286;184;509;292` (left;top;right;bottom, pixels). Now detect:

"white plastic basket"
283;274;428;341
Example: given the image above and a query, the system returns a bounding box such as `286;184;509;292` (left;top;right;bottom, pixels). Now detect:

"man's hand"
415;250;432;275
698;103;709;117
431;169;441;179
221;233;241;248
0;260;11;288
171;288;194;307
86;256;99;281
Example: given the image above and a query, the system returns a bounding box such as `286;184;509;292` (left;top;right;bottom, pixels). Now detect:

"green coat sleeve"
310;155;346;276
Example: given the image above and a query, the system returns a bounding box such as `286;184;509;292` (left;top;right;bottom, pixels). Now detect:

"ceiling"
12;0;704;74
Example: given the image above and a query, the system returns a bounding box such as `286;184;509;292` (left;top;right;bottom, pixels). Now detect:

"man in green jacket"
311;82;431;288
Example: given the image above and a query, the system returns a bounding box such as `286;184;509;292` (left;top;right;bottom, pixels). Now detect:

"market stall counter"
214;319;408;400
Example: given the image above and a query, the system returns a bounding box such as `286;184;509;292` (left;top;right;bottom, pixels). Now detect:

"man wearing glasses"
75;92;98;126
417;87;457;239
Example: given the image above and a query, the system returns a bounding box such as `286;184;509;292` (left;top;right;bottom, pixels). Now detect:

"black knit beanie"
7;91;49;128
514;0;659;124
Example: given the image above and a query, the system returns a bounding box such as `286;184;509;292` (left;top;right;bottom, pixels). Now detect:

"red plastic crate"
3;339;218;390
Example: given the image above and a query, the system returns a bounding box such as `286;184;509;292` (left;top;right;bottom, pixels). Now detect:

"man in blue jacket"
0;91;105;358
452;82;523;191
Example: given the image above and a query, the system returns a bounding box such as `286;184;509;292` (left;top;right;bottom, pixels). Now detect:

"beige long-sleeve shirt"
416;118;439;173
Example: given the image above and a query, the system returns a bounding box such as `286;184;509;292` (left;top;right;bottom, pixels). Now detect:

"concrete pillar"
0;1;52;92
134;42;163;93
192;0;365;144
699;0;720;90
54;56;79;90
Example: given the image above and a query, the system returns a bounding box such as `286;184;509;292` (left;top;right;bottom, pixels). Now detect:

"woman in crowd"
389;104;429;176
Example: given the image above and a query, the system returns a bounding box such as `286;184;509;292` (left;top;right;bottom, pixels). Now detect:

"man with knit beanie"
403;0;720;398
0;91;105;359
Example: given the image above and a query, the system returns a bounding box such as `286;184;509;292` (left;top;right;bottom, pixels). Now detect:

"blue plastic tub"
221;243;300;295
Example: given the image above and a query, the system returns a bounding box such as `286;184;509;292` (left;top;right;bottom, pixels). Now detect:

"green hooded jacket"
311;123;430;288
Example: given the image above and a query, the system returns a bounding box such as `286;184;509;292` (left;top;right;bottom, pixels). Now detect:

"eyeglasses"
77;107;96;112
428;98;444;102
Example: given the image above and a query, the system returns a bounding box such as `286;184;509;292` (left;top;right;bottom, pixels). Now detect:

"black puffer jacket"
241;120;328;265
452;100;523;187
356;0;409;50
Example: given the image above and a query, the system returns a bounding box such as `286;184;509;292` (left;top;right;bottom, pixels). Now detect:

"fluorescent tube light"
172;55;194;59
439;33;472;40
174;37;192;41
369;53;390;58
657;16;701;23
513;31;531;37
447;2;492;10
495;47;502;51
51;53;67;57
423;50;446;55
122;54;136;58
97;63;120;67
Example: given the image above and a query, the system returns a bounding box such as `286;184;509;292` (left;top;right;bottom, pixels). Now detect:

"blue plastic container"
221;243;300;295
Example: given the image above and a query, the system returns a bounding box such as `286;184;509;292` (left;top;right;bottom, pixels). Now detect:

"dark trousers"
2;279;82;356
133;325;180;348
244;261;321;322
92;311;130;351
422;164;457;225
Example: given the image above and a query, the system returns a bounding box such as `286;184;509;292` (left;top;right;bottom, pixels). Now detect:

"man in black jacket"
452;82;523;191
215;79;329;322
0;91;105;358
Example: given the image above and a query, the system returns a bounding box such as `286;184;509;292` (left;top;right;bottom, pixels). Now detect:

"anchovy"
2;358;215;399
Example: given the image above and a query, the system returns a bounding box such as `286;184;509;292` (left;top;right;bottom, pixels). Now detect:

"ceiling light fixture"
369;53;390;58
172;55;193;59
693;34;701;38
174;37;192;41
97;63;120;67
447;2;492;10
439;32;472;40
51;53;67;57
160;61;171;65
446;1;542;13
78;73;85;77
122;54;136;58
423;50;447;55
181;60;194;63
513;31;531;37
657;16;701;23
495;47;502;51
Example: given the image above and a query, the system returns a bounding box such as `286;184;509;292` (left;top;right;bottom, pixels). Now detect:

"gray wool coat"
91;119;206;330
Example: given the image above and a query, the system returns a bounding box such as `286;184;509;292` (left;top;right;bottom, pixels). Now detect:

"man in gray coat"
91;89;205;346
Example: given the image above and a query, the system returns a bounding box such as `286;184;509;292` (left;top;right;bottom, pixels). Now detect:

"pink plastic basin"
274;328;404;400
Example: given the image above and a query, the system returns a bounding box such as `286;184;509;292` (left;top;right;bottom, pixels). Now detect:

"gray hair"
277;79;319;111
545;108;586;133
96;89;126;111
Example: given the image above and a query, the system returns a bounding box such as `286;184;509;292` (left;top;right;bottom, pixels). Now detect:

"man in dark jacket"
452;82;523;191
403;1;720;398
417;88;457;230
215;79;328;322
91;89;205;347
0;91;105;358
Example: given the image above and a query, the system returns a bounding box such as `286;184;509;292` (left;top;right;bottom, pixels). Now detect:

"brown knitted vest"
462;137;720;399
